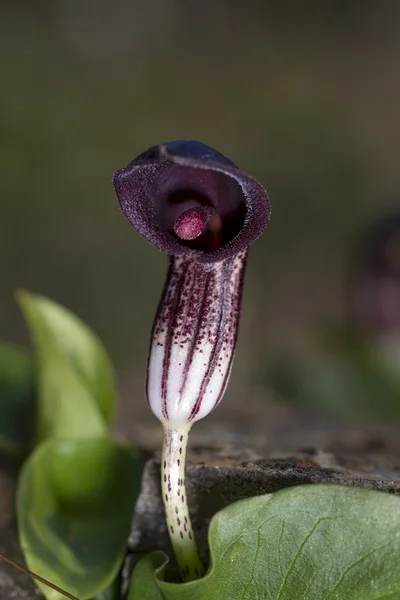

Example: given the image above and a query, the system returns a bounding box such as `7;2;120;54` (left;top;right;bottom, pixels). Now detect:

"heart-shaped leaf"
17;436;143;600
129;485;400;599
0;342;36;454
17;290;115;441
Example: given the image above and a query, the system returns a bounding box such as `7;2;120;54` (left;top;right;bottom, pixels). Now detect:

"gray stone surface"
128;445;400;574
0;461;40;599
0;528;42;599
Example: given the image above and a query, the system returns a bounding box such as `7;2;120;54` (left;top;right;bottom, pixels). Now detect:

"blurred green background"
1;1;400;408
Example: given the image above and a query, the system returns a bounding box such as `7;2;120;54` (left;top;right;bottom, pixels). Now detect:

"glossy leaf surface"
129;485;400;599
18;437;143;600
17;290;115;440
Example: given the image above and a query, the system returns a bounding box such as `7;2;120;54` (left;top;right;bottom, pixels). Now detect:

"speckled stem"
161;424;204;581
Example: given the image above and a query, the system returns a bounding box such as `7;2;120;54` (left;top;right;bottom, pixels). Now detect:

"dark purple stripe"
188;259;233;421
213;252;247;410
179;266;211;398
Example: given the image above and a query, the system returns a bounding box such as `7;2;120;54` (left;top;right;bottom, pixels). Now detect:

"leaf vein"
276;516;342;600
325;537;398;600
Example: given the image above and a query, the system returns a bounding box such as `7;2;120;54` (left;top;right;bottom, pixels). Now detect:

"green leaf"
127;552;166;600
17;436;143;600
0;342;36;454
132;486;400;599
16;290;115;441
91;572;122;600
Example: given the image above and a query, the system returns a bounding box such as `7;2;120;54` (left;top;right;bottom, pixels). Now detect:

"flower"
114;141;271;582
113;140;270;425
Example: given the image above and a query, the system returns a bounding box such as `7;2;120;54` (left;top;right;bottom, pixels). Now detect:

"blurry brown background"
1;1;400;407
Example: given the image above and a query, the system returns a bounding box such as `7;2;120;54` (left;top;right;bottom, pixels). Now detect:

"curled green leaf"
127;552;166;600
129;485;400;600
17;437;143;600
16;290;115;441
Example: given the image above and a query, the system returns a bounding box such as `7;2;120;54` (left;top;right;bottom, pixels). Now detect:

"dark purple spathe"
113;140;270;263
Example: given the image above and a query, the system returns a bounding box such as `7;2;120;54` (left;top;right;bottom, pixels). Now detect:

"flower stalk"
161;424;203;580
113;140;270;581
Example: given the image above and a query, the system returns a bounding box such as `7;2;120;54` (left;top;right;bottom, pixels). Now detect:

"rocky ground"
1;384;400;598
